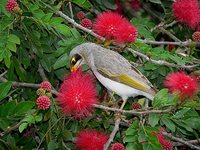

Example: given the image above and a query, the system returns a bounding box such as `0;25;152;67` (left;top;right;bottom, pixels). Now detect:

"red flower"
75;129;108;150
114;1;123;14
36;96;51;110
152;129;173;150
130;0;141;9
132;102;141;110
112;143;125;150
80;18;93;29
114;20;138;43
40;81;52;91
93;12;125;39
164;72;199;100
172;0;200;29
57;68;98;119
93;11;138;44
77;11;85;19
6;0;19;13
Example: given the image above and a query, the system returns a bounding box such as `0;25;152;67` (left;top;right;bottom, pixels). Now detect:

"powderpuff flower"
164;72;199;100
114;20;138;43
93;11;138;44
57;68;98;119
36;96;51;110
93;12;126;40
75;129;108;150
40;81;52;91
112;143;125;150
152;130;173;150
6;0;19;13
80;18;93;29
172;0;200;29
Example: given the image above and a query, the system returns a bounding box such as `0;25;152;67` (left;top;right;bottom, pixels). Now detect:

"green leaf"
149;0;161;4
8;34;20;44
7;42;16;52
126;143;136;150
13;101;35;115
173;108;191;119
161;115;176;132
149;114;160;127
19;122;28;133
153;89;171;108
48;140;58;150
35;113;43;122
124;135;137;143
72;0;92;10
23;115;35;124
53;53;68;70
55;24;71;36
0;82;12;101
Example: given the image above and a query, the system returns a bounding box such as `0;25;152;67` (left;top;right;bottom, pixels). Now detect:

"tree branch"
56;11;105;41
127;48;199;70
93;104;172;115
103;99;127;150
163;132;200;150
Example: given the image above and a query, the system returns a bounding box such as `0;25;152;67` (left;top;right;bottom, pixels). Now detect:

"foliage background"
0;0;200;150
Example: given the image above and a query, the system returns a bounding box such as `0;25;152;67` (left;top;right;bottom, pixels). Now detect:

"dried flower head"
112;143;125;150
152;129;173;150
172;0;200;29
164;72;199;100
132;102;141;110
80;18;93;29
6;0;19;13
36;96;51;110
57;68;98;119
130;0;141;9
75;129;108;150
192;31;200;42
77;11;85;19
40;81;52;91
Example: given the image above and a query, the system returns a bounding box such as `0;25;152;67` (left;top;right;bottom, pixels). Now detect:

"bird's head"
69;43;92;72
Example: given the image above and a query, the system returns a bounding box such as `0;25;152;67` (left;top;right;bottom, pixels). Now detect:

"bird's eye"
71;57;76;65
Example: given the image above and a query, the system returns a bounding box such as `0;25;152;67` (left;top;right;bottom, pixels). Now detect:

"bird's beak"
70;63;79;72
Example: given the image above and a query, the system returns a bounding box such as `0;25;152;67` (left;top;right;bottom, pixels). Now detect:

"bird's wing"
97;67;155;95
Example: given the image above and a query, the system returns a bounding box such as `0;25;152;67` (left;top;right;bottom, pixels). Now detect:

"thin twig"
68;1;74;20
93;104;172;115
127;48;199;70
173;139;200;146
56;11;105;41
0;71;7;78
38;64;48;81
0;120;24;137
103;99;127;150
0;77;59;96
163;132;200;150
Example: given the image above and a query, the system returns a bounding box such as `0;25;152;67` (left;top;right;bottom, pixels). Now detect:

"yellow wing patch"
98;68;150;92
117;74;149;92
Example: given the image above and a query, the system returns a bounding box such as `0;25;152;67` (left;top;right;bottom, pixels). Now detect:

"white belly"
93;70;153;100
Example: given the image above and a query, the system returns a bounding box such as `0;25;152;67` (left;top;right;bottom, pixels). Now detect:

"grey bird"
69;42;156;102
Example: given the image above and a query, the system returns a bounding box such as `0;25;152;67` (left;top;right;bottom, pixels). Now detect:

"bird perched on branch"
69;42;156;102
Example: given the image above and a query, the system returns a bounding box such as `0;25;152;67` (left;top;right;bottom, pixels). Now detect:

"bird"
69;42;156;102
